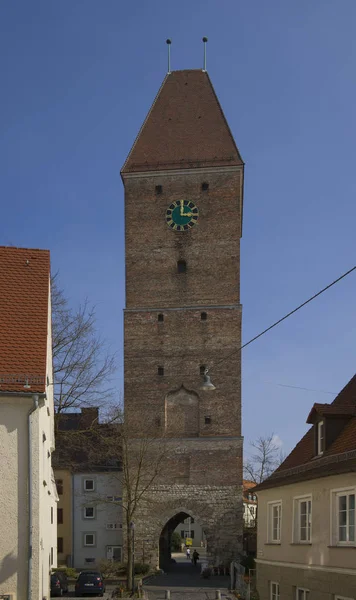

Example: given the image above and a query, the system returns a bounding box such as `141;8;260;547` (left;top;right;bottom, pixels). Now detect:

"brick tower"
121;69;244;568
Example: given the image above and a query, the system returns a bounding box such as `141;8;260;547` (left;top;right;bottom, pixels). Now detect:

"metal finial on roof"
166;39;172;74
202;37;208;72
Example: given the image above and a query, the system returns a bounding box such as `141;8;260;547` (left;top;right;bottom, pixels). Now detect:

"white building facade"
73;471;123;568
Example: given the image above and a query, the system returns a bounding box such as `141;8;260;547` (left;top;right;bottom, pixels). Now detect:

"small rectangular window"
84;507;95;519
84;533;95;546
57;537;63;553
57;508;63;524
181;530;185;538
158;313;164;322
317;420;324;455
293;496;312;543
270;582;280;600
268;501;282;543
205;416;211;425
201;312;207;321
158;366;164;376
56;479;63;495
201;182;209;191
296;589;309;600
177;260;186;273
155;185;162;194
190;530;195;539
84;479;95;491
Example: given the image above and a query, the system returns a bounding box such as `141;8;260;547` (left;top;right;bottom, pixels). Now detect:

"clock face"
166;200;199;231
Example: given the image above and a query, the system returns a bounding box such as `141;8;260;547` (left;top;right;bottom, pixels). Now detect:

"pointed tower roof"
122;69;243;174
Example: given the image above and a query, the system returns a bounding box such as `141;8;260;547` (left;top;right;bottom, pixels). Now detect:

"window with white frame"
270;582;279;600
268;501;282;543
296;588;309;600
294;496;312;543
84;478;95;491
317;420;324;455
334;596;354;600
84;506;95;519
84;533;95;546
336;490;355;544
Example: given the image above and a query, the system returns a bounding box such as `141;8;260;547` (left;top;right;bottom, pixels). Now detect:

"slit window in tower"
200;365;206;375
158;366;164;376
205;416;212;425
202;182;209;191
158;313;164;322
201;312;207;321
177;260;186;273
155;185;163;194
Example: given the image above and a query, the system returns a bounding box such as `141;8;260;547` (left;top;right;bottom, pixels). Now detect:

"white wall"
73;472;123;569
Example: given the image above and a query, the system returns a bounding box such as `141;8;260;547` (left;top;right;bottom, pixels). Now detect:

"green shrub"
240;555;255;574
134;563;150;575
54;567;78;579
171;532;182;551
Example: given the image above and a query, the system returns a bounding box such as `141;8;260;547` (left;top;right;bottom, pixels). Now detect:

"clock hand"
182;212;193;217
180;201;184;216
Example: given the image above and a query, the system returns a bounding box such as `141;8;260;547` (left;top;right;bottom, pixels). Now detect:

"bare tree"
243;434;285;484
51;274;117;415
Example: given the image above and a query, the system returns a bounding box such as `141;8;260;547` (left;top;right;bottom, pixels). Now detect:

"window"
158;366;164;376
200;365;206;375
56;479;63;495
158;313;164;322
85;557;95;564
190;518;194;524
296;589;309;600
201;182;209;191
181;530;185;538
248;493;252;501
155;185;162;194
84;479;95;491
335;596;354;600
57;508;63;524
205;416;211;425
57;537;63;553
201;312;207;321
270;582;279;600
317;420;324;455
337;491;355;544
177;260;186;273
253;494;257;501
190;530;195;539
84;507;95;519
294;496;312;543
268;501;282;543
106;495;122;502
84;533;95;546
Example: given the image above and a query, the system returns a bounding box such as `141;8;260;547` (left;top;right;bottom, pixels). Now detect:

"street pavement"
144;552;232;600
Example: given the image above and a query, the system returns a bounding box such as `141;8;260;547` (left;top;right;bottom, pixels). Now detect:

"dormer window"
317;420;324;455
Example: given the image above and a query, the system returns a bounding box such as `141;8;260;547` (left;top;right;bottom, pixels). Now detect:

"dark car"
75;571;105;597
51;572;68;596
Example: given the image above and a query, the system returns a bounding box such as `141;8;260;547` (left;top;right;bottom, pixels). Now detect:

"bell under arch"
165;385;200;437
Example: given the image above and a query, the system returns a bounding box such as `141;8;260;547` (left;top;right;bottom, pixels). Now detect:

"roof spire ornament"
202;37;208;72
166;39;172;74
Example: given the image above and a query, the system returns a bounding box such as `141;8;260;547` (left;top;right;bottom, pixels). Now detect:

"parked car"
51;572;68;596
75;571;105;597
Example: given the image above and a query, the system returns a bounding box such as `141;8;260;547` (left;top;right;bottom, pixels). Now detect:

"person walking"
192;549;199;566
186;547;191;559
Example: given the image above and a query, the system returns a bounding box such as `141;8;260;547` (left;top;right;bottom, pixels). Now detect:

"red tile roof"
0;246;50;394
122;69;243;173
255;374;356;490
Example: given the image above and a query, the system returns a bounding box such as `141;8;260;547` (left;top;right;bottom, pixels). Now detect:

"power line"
213;264;356;368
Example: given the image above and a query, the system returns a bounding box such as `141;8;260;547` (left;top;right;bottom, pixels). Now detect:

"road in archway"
144;552;232;600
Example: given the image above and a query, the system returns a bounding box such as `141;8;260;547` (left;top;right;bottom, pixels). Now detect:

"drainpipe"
28;394;39;600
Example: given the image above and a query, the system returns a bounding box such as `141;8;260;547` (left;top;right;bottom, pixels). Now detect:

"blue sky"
1;0;356;457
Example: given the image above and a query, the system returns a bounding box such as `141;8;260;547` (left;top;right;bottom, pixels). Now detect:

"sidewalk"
144;553;232;600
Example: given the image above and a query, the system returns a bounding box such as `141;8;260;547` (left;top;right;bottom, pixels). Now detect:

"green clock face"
166;200;199;231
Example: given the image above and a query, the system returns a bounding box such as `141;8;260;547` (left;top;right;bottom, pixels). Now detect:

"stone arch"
165;385;200;436
157;506;209;570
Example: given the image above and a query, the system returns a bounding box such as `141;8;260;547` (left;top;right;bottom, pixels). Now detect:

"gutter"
28;394;39;600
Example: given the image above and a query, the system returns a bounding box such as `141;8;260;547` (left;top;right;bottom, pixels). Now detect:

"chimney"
80;407;99;429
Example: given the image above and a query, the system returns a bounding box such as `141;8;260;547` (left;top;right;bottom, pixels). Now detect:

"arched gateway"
122;68;244;568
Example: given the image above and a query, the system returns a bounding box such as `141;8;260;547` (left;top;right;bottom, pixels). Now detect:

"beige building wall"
0;287;57;600
55;469;73;565
256;473;356;599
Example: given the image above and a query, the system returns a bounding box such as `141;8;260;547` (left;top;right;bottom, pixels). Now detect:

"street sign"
185;537;193;546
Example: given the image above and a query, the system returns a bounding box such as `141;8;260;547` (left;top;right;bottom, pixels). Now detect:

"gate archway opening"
159;511;206;570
